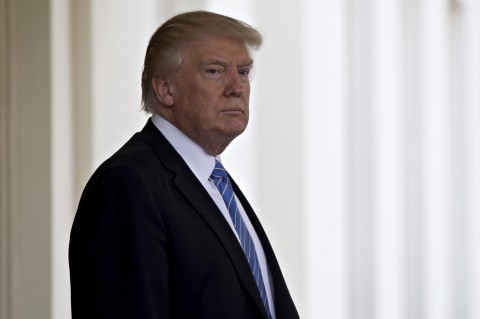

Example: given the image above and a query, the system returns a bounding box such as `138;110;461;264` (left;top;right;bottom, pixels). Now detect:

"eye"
238;67;252;82
204;67;224;80
206;69;221;74
238;68;250;77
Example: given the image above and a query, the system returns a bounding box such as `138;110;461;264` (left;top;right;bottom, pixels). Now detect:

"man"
69;11;299;319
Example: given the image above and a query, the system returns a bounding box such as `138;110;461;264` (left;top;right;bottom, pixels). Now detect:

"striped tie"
210;160;273;319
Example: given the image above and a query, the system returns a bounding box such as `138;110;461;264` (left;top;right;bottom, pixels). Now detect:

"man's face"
167;35;253;155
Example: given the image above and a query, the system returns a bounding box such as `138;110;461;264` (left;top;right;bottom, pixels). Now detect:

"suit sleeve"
69;166;169;319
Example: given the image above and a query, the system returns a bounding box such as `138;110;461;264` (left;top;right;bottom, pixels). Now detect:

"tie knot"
211;159;228;182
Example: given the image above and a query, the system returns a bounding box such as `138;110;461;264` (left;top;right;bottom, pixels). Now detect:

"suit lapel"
173;172;270;318
140;120;270;318
231;177;299;319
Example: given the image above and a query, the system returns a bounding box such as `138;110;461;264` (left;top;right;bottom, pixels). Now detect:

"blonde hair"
141;11;263;114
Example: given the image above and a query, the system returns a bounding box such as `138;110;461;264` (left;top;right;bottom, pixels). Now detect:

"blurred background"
1;0;479;318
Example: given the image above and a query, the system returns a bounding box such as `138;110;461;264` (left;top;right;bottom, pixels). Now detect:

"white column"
372;0;407;318
252;1;306;314
50;0;74;318
463;1;480;318
419;1;453;319
449;2;473;319
346;0;376;318
90;0;161;169
302;1;348;319
404;0;425;318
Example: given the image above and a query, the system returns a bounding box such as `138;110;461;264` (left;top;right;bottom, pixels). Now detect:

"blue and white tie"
210;159;273;319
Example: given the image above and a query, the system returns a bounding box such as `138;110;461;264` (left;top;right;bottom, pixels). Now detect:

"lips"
221;107;244;115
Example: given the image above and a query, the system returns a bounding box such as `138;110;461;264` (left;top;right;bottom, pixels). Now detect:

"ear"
152;74;174;107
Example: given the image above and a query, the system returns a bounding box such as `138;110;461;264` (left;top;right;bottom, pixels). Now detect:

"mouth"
221;108;244;116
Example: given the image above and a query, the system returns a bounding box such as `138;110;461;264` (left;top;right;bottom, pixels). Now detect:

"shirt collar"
151;113;218;184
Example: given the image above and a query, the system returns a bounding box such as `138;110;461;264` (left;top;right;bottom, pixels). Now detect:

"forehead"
185;35;252;65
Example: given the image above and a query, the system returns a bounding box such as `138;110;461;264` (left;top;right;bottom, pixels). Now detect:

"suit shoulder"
81;132;171;195
98;133;164;173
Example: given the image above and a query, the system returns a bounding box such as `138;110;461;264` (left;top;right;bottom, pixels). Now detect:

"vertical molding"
6;0;52;318
246;1;305;316
90;1;156;170
419;1;453;319
71;0;92;200
372;1;407;319
253;1;305;314
463;1;480;318
302;1;348;319
346;0;375;318
0;0;15;318
51;0;74;318
404;1;425;318
449;3;469;319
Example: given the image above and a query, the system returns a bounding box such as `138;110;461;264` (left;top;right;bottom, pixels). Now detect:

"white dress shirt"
151;114;275;317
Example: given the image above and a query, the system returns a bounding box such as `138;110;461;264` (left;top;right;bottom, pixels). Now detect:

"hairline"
166;33;258;77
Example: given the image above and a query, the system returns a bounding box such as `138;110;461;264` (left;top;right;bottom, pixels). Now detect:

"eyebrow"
202;58;254;68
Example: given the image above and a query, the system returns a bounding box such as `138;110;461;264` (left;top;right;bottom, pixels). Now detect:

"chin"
225;123;247;138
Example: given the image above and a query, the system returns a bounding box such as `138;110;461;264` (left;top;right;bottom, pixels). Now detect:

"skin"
153;35;253;155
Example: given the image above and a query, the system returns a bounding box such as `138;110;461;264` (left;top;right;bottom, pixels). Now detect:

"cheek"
244;86;251;103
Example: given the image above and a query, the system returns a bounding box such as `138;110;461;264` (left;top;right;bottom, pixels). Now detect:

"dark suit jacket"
69;119;299;319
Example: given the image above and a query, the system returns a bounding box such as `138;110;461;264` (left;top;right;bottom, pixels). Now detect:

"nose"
224;70;246;97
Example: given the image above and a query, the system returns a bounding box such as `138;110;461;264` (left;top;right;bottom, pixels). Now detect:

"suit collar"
139;119;271;318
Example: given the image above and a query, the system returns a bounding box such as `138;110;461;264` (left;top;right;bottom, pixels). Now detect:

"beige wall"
1;0;52;318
